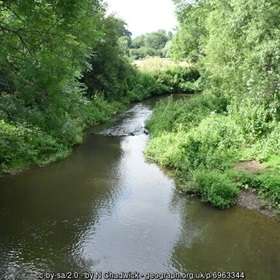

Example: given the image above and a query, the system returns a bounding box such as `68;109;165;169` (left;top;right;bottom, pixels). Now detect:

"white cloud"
106;0;177;36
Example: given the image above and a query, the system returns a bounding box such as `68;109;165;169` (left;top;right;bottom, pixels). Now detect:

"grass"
134;57;190;73
265;155;280;172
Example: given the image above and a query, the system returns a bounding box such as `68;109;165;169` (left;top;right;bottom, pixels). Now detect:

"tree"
170;0;209;61
129;30;172;59
0;0;104;105
82;16;135;99
171;0;280;116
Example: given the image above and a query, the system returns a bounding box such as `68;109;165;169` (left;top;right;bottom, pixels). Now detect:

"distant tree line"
129;30;173;60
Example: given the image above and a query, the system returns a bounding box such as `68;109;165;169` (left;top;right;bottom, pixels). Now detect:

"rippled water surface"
0;97;280;280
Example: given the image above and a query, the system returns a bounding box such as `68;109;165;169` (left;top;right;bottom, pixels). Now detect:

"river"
0;97;279;280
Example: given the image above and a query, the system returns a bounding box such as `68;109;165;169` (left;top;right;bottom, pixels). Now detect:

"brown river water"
0;97;279;280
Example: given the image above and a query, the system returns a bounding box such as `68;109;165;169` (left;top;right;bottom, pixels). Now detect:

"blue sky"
106;0;177;36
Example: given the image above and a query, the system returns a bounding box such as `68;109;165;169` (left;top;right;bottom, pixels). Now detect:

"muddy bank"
238;189;279;219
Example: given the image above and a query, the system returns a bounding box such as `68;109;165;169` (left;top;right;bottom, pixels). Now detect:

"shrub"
128;72;162;101
193;169;239;209
134;58;201;95
178;115;245;170
242;122;280;160
260;123;280;159
229;98;275;141
147;113;245;177
146;131;186;168
0;92;125;174
153;66;201;94
86;95;125;125
147;101;244;171
147;94;228;136
0;120;66;173
227;170;280;209
258;173;280;208
227;170;263;190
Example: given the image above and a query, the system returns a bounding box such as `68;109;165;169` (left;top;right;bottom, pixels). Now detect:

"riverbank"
0;61;200;176
1;99;280;278
0;0;199;179
145;94;280;214
167;167;280;219
0;98;126;176
237;189;279;219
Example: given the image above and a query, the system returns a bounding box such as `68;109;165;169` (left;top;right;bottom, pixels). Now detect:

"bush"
152;66;201;94
258;173;280;208
241;122;280;160
193;170;239;209
147;113;245;182
0;91;125;174
229;98;275;141
226;170;280;209
134;58;201;95
128;63;201;102
147;94;228;136
86;95;125;125
147;99;243;171
146;131;186;168
171;115;244;171
227;170;263;190
0;120;66;172
152;115;243;171
128;72;162;101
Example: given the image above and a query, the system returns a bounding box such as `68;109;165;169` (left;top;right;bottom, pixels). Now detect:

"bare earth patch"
235;160;266;174
235;160;279;219
237;190;277;218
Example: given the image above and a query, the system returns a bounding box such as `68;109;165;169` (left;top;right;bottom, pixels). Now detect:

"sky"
106;0;177;36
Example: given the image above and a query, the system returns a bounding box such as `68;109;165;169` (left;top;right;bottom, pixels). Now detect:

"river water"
0;97;279;280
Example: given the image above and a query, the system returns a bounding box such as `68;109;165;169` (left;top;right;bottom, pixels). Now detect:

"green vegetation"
228;170;280;209
0;0;129;174
1;0;279;213
146;0;280;210
135;57;201;95
0;2;198;175
0;94;124;173
129;30;173;60
193;170;239;209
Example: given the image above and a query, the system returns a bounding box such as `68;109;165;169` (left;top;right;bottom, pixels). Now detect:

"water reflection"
77;135;182;272
0;135;124;277
171;201;280;279
0;99;279;280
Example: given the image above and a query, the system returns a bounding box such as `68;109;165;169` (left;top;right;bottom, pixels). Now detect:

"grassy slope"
146;93;280;211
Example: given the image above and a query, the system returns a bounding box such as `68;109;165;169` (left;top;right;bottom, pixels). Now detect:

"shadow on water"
0;95;279;280
0;135;124;276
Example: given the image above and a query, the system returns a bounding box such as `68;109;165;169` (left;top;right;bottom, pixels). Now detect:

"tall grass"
135;57;190;73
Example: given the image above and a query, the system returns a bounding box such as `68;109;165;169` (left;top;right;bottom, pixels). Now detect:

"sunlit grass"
134;57;190;73
265;155;280;171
